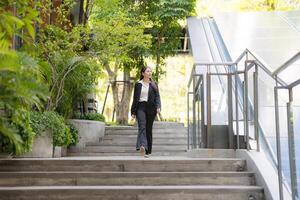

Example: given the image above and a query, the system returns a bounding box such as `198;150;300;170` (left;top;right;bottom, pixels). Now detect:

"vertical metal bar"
244;69;250;150
274;76;284;200
235;66;240;149
254;65;259;151
207;73;212;148
187;91;190;150
228;74;233;149
201;75;205;148
193;75;196;148
287;88;298;200
197;96;201;148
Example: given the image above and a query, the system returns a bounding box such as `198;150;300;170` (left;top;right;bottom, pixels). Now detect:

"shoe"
144;154;150;158
140;146;145;156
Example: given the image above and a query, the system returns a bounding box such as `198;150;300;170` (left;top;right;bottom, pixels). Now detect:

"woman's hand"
157;108;161;114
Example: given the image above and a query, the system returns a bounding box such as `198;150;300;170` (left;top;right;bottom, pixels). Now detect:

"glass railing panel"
277;61;300;85
292;84;300;196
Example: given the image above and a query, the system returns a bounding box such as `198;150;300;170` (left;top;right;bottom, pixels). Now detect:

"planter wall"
68;119;105;150
20;131;53;158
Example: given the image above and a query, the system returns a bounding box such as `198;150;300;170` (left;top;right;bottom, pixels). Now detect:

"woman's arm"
131;83;138;116
155;84;161;112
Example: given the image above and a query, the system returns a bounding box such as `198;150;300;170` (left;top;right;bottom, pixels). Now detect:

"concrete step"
106;122;185;130
68;145;187;153
103;133;187;139
0;158;246;172
0;171;256;186
105;129;187;136
67;152;189;157
91;138;187;146
0;185;264;200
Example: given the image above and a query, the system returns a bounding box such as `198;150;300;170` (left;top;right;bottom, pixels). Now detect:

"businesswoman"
131;66;161;157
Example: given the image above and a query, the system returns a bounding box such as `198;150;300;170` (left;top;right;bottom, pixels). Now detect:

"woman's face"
143;67;152;79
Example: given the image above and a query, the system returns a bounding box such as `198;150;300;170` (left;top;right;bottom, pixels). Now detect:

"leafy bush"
30;111;77;147
67;123;79;146
73;112;105;122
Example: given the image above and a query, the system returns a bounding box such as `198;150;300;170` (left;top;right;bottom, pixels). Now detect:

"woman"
131;66;161;157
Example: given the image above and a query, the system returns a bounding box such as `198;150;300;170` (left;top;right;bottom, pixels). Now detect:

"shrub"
30;111;77;147
67;123;79;146
73;112;105;122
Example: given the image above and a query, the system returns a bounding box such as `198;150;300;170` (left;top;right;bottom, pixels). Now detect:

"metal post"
274;77;284;200
207;73;212;148
228;74;233;149
187;91;190;150
287;88;298;200
200;75;205;148
235;67;240;149
197;97;201;148
193;75;197;148
254;65;259;151
244;69;250;150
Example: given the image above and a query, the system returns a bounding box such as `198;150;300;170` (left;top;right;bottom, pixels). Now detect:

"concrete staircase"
0;122;265;199
0;157;264;200
67;122;189;156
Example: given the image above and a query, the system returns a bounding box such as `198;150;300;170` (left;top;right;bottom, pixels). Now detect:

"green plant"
67;123;79;146
30;111;74;147
0;1;48;155
84;113;105;122
74;112;105;122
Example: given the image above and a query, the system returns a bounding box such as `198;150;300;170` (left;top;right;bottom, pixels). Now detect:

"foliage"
90;0;151;66
89;0;152;124
74;112;105;122
67;123;79;146
36;21;100;117
30;111;75;147
0;0;49;155
132;0;196;82
195;0;300;16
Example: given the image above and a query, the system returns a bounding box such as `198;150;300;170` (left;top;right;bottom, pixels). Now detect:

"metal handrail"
188;48;300;200
273;51;300;76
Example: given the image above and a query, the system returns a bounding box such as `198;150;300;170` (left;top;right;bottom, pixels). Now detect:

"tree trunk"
111;70;134;125
104;61;134;125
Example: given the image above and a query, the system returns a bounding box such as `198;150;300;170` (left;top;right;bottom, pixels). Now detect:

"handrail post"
287;88;298;200
274;76;284;200
200;75;205;148
235;64;240;149
207;73;212;148
244;61;250;150
254;64;259;151
197;95;201;148
193;75;196;148
228;73;233;149
187;91;190;150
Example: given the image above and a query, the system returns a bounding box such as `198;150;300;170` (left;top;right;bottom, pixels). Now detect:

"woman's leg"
136;105;148;152
145;113;156;154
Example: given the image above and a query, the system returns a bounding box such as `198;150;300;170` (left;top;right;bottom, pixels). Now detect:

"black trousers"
136;102;156;154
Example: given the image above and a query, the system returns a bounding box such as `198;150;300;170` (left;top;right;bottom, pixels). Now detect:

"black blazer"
131;81;161;116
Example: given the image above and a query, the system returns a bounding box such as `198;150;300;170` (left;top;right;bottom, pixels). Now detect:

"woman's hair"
139;66;158;92
139;66;150;80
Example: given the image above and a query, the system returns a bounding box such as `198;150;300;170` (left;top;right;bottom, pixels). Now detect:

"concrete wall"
68;119;105;149
236;150;292;200
20;131;62;158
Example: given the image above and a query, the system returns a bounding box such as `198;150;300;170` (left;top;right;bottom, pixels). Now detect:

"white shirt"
139;80;149;102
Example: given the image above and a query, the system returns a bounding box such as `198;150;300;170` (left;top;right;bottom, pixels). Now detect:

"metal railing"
187;49;300;200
